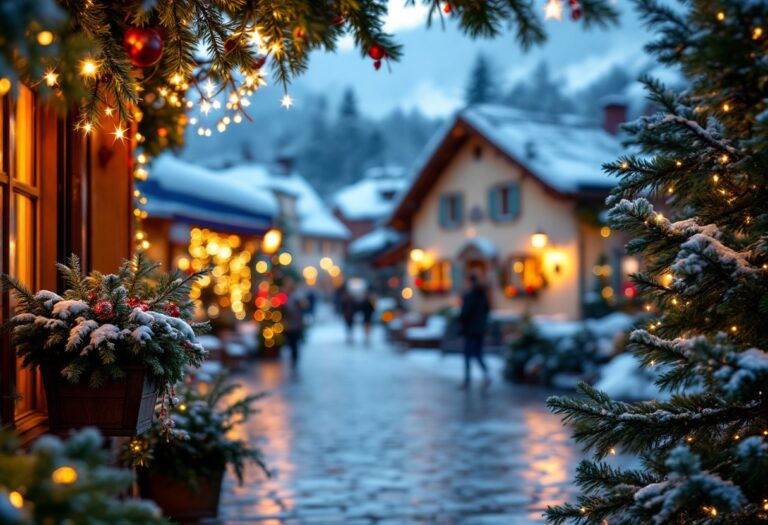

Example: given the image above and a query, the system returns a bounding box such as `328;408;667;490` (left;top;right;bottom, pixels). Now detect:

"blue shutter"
438;195;448;228
455;194;464;226
508;183;520;219
488;187;499;221
452;262;463;292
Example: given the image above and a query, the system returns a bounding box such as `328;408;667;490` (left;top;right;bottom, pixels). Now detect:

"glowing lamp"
409;249;425;263
51;466;78;484
261;229;282;254
531;231;548;249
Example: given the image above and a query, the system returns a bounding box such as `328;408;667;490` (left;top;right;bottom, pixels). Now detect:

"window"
489;183;519;222
503;256;544;297
424;260;452;293
302;237;313;254
438;193;463;229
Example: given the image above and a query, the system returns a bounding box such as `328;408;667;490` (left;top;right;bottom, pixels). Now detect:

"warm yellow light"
409;249;425;264
303;266;318;280
261;228;282;254
328;265;341;278
280;94;294;109
52;466;78;484
278;252;292;265
531;231;548;249
8;491;23;509
137;153;148;164
600;226;611;238
544;0;563;21
320;257;334;270
256;261;268;273
401;287;414;300
81;59;98;77
170;72;184;85
177;257;190;271
753;27;763;40
37;31;54;46
660;273;674;286
0;78;11;95
44;69;58;87
513;261;524;273
601;286;614;299
722;103;730;112
716;11;725;21
112;124;128;142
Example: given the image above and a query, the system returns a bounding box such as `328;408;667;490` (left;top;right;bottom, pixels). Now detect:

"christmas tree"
546;1;768;523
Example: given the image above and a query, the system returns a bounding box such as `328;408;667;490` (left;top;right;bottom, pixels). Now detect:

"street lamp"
262;228;282;254
530;230;548;249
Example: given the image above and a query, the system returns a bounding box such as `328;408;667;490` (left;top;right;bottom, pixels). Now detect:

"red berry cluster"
127;296;151;311
569;0;583;20
368;45;386;70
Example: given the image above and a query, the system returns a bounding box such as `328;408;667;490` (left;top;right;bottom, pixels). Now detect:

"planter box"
43;364;157;436
140;469;225;521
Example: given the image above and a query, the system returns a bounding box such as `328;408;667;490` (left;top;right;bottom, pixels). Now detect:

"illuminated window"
424;260;452;293
503;256;544;297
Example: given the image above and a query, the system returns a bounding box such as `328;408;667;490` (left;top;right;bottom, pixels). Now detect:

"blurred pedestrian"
360;291;376;345
340;289;356;344
282;278;305;368
458;273;491;390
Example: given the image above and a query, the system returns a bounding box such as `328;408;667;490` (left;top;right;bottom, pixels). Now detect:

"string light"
111;124;128;142
544;0;563;21
280;93;294;109
80;59;98;77
51;466;78;484
43;69;59;87
753;27;763;40
716;11;725;21
37;30;54;46
0;77;11;95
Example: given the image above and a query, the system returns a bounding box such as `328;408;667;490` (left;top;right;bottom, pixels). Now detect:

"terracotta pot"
140;469;225;521
42;364;157;436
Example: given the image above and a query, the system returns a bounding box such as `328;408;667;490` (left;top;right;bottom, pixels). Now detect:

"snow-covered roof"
462;105;624;193
348;227;404;257
220;164;350;240
333;166;409;221
140;154;277;235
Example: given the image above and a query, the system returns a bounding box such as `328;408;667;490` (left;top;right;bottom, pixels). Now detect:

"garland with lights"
546;1;768;523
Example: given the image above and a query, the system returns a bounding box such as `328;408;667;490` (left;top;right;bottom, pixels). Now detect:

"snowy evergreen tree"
505;61;574;115
547;1;768;523
465;53;499;106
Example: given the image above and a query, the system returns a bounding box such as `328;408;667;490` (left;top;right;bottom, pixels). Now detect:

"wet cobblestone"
219;314;581;524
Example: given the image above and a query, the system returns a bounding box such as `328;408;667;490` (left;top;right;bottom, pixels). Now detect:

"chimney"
603;100;627;136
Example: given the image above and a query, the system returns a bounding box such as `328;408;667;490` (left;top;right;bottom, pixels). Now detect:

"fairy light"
200;99;211;115
52;466;78;484
37;30;54;46
80;59;98;77
753;27;763;40
620;161;629;170
170;72;184;85
112;124;128;142
712;174;719;183
44;69;59;87
716;11;725;21
233;114;243;123
0;77;10;95
281;93;294;109
722;102;730;112
544;0;563;21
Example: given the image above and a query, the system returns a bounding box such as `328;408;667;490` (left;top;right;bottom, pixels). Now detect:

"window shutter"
438;196;448;227
488;187;499;221
455;194;464;226
508;183;520;219
452;262;463;292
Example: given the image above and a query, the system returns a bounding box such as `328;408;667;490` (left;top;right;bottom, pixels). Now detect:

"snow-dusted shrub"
1;254;208;398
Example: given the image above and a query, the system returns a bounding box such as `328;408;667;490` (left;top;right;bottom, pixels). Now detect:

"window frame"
438;192;463;230
489;182;520;223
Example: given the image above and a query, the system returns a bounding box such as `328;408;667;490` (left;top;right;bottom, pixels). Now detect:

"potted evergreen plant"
125;373;269;521
1;254;208;436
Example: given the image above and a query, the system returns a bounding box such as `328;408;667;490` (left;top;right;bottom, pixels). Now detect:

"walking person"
340;289;356;344
360;290;376;346
282;278;305;368
458;273;491;390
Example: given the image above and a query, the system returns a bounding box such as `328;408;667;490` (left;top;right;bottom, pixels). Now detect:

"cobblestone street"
220;312;581;524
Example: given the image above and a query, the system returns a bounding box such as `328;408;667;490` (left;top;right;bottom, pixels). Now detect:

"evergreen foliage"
465;53;499;106
0;428;165;525
546;1;768;523
2;253;208;394
126;373;268;489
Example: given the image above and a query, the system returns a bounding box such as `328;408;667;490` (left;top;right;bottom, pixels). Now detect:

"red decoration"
525;285;535;295
294;27;304;39
414;277;424;287
93;300;115;322
443;3;452;14
569;1;583;20
123;27;164;68
368;45;385;60
128;296;151;311
332;14;345;27
373;60;382;71
224;35;238;54
165;303;181;318
87;290;98;303
253;56;267;70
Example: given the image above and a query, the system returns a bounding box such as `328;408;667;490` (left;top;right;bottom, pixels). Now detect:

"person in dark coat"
359;291;376;345
340;289;356;344
458;273;491;389
282;278;305;368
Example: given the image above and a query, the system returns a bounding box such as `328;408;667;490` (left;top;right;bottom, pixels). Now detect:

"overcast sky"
276;0;651;118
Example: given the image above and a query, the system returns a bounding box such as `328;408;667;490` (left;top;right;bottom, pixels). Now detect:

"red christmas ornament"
443;3;452;14
373;60;382;71
525;285;535;295
294;27;305;39
87;290;98;303
253;55;267;70
224;35;238;54
414;277;424;287
368;45;385;60
93;300;115;322
123;27;164;68
332;14;345;27
569;1;583;20
165;303;181;318
127;296;151;311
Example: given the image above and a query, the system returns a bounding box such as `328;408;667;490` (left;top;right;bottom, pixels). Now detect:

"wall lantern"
409;248;425;263
530;230;548;249
262;228;282;254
